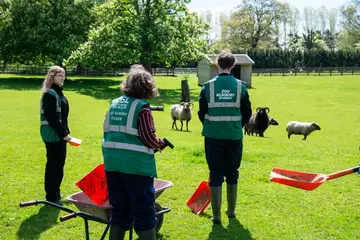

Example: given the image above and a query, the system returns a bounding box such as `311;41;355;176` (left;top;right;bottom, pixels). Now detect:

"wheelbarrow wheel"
155;202;164;233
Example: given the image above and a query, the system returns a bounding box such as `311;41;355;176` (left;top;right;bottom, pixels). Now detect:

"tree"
341;0;360;39
199;9;214;46
210;11;230;53
225;0;288;49
278;2;291;48
288;7;300;35
303;7;318;33
287;33;303;51
65;0;209;71
317;7;328;35
302;30;329;51
2;0;95;66
0;0;11;70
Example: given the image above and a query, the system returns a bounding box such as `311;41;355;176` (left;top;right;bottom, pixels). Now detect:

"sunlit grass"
0;74;359;240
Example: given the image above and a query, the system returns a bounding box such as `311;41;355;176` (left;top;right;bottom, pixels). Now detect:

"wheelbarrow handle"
20;200;38;207
60;212;77;222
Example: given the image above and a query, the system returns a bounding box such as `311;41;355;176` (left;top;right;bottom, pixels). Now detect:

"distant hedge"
233;49;360;69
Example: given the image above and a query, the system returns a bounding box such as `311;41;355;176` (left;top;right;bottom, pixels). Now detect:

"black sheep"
244;107;270;137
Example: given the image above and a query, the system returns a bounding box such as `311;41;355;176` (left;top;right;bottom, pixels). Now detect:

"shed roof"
204;54;255;65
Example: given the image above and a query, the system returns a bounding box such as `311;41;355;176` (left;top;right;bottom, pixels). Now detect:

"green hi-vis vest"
102;96;157;177
40;89;62;142
202;75;246;140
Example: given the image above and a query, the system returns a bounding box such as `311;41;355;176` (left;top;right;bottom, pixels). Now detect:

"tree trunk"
140;62;153;75
2;59;8;74
181;80;190;102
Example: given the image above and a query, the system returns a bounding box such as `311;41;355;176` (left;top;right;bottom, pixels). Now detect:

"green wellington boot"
109;224;126;240
226;184;237;218
136;228;156;240
210;186;222;224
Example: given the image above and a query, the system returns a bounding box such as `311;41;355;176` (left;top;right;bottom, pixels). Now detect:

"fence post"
270;69;272;76
341;68;343;76
295;68;297;76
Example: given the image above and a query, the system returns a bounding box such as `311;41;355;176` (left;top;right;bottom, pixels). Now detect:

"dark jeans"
205;137;243;187
105;171;156;231
44;141;67;202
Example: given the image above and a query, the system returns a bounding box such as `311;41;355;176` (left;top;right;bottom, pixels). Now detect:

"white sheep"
286;121;321;141
170;102;193;131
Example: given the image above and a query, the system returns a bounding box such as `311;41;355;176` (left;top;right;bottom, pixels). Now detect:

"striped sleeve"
138;106;164;149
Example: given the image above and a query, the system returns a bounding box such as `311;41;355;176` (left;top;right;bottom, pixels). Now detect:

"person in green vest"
103;65;165;240
40;66;71;205
198;51;252;224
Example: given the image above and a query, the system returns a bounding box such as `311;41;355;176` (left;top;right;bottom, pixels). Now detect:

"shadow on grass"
0;77;186;104
17;205;60;239
208;218;253;240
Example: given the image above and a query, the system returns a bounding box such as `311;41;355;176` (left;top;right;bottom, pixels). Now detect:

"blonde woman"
40;66;71;205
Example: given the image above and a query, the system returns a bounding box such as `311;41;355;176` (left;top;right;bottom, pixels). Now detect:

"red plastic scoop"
270;166;359;191
69;137;82;146
187;180;211;215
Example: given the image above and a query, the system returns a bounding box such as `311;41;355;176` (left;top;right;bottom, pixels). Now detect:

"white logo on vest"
216;89;235;100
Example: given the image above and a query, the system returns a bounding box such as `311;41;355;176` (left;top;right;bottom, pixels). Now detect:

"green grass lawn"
0;74;360;240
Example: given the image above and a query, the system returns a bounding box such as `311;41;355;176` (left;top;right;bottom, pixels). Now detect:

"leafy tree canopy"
1;0;95;65
65;0;209;69
225;0;288;49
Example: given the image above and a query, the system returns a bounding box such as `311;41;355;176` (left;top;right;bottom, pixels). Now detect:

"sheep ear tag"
69;137;82;146
270;166;360;191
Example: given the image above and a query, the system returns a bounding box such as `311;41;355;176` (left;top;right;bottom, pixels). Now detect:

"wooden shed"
197;54;255;87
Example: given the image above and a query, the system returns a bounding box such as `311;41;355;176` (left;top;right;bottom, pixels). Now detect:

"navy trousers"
105;171;156;231
205;137;243;187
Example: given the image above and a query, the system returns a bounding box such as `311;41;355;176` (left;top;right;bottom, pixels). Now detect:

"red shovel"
270;166;360;191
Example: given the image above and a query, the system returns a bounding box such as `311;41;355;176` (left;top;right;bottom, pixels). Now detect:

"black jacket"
43;84;70;139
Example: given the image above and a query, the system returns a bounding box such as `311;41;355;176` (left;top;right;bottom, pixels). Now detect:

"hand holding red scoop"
69;137;82;146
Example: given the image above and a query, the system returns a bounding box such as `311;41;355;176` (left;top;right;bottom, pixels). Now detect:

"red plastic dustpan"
69;137;82;146
76;164;108;206
187;180;211;215
270;166;360;191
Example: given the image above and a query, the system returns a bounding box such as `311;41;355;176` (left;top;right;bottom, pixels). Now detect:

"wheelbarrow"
20;136;174;239
20;179;172;240
63;178;173;239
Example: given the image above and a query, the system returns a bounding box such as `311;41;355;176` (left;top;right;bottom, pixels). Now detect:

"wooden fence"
1;66;360;77
252;67;360;76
